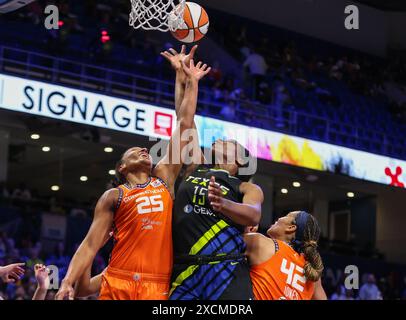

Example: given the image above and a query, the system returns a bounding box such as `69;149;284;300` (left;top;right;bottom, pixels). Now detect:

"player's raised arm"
55;189;117;300
208;177;263;226
154;59;211;193
160;45;198;116
160;45;206;170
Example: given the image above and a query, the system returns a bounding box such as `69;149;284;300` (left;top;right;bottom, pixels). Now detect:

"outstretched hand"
55;280;75;300
34;264;50;290
160;45;198;72
0;262;25;283
182;59;211;82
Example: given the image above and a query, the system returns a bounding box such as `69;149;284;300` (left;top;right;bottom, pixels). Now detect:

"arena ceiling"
356;0;406;11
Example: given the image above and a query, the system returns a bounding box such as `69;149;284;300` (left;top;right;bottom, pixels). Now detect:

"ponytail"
303;239;324;282
302;216;324;282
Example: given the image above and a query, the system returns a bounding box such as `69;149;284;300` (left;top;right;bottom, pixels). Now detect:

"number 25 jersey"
109;177;173;277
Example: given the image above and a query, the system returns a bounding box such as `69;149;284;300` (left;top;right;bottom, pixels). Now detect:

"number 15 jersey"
109;177;173;277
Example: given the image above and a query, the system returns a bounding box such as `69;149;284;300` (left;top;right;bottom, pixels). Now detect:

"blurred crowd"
0;230;106;300
325;273;406;300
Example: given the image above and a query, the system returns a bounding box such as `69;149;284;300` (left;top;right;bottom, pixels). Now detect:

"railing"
0;45;404;159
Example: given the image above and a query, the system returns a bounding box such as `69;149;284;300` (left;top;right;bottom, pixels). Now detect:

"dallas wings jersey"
173;165;246;257
170;165;253;300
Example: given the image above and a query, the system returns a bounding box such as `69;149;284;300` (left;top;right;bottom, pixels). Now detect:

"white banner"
0;73;176;139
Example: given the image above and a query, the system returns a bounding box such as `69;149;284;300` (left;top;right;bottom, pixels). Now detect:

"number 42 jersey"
109;177;173;277
250;240;315;300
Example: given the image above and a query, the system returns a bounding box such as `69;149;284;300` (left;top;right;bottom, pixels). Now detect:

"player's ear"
286;223;297;235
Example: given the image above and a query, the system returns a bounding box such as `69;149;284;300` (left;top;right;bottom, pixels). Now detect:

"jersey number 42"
280;258;306;292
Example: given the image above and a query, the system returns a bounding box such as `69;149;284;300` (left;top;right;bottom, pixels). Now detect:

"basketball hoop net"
129;0;186;32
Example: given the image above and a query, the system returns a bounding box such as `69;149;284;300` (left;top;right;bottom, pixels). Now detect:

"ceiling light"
31;134;40;140
293;182;301;188
281;188;288;194
42;146;51;152
51;185;60;191
109;170;116;175
80;176;88;182
104;147;113;153
347;192;355;198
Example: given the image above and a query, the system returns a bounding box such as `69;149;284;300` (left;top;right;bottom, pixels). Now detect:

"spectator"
220;100;237;120
243;48;268;100
358;273;382;300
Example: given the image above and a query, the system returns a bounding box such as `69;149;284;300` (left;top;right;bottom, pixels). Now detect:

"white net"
129;0;186;32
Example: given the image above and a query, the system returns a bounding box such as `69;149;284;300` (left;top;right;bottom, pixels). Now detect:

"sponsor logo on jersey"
184;204;193;214
141;218;162;230
151;179;162;187
184;204;215;217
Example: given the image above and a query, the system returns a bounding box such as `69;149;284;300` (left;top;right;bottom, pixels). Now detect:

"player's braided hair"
300;215;324;282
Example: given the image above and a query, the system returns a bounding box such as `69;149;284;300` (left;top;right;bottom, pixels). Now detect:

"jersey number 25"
136;195;163;214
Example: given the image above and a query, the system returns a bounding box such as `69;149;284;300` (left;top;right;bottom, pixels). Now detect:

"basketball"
171;2;209;43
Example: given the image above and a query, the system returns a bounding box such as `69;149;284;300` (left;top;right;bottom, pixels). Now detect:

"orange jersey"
108;177;173;277
250;240;314;300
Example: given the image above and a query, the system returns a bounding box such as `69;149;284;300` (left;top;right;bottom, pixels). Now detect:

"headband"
291;211;310;253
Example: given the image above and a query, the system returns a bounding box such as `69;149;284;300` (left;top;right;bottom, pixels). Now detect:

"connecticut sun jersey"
250;240;315;300
109;177;173;276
